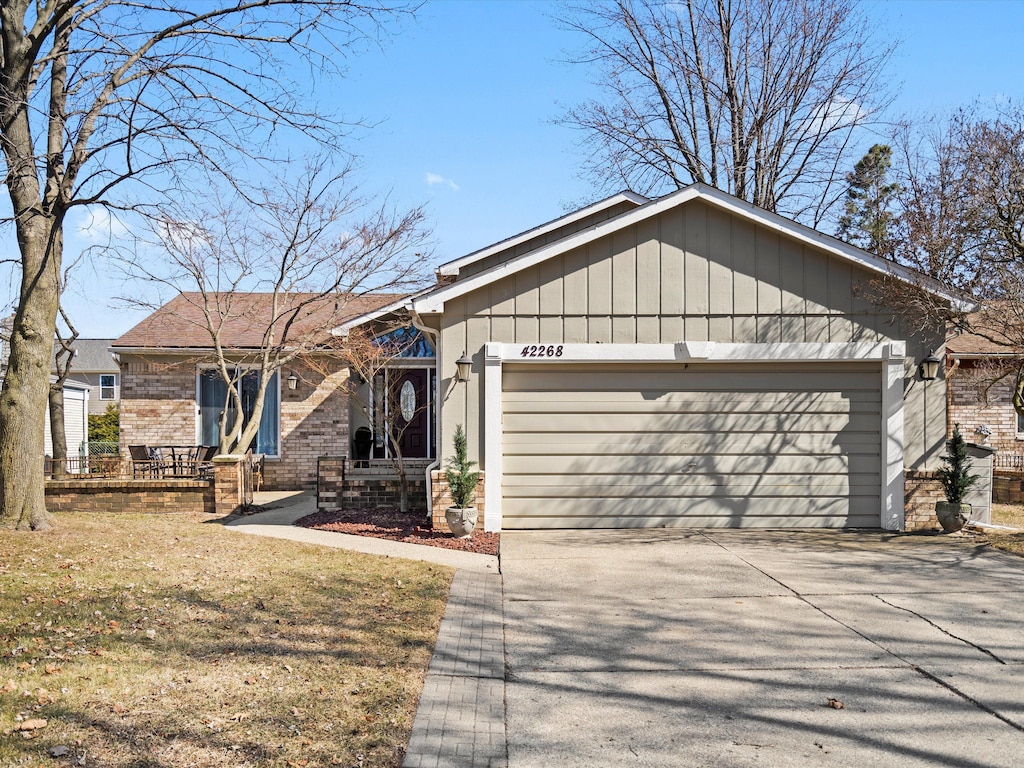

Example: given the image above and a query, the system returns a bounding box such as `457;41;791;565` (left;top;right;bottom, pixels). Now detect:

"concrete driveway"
500;529;1024;767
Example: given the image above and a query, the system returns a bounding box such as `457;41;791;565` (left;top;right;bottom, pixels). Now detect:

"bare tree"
0;0;414;529
559;0;896;224
117;163;430;458
48;308;79;479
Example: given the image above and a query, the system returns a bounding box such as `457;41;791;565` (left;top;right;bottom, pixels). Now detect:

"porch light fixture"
455;352;473;383
918;353;941;381
287;372;299;390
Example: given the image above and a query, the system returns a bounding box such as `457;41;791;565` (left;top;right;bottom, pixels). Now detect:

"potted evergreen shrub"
444;424;481;538
936;424;979;533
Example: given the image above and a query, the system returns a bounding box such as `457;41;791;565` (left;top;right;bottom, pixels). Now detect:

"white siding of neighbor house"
44;387;89;459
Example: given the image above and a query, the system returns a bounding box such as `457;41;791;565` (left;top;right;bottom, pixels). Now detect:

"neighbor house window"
100;374;116;400
1017;409;1024;436
198;369;280;456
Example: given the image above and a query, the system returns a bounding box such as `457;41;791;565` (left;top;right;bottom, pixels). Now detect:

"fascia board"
436;191;649;277
415;184;959;314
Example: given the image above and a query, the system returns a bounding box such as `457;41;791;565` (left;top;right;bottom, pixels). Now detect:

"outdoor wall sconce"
455;352;473;383
918;353;941;381
287;372;299;390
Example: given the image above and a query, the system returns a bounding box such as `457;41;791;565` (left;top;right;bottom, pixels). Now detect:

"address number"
520;344;563;358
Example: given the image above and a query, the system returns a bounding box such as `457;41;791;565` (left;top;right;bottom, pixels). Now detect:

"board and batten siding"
435;199;946;472
501;362;882;528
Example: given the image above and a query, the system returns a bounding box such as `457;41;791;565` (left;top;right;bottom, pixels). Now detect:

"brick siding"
948;363;1022;451
119;355;350;490
45;478;215;514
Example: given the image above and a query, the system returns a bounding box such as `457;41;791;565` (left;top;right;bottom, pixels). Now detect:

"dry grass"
981;504;1024;557
1;511;452;767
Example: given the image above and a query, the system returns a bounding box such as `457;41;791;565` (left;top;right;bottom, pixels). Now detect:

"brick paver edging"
403;570;507;768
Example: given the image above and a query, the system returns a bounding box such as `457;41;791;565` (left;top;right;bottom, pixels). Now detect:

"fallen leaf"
44;664;61;675
827;698;845;710
17;718;47;731
244;677;257;685
2;679;15;692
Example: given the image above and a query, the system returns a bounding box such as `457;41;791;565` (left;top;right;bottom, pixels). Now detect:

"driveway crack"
873;595;1006;664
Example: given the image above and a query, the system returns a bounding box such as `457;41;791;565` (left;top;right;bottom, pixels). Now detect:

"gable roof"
435;191;648;278
56;339;118;373
946;306;1024;357
412;183;958;315
113;292;403;351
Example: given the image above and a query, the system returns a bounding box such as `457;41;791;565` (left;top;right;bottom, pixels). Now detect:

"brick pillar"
213;455;245;516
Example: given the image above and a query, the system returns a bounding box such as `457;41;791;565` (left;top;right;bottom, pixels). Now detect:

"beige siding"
437;198;946;471
501;363;881;529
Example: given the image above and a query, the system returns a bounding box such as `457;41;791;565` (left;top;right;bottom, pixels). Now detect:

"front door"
393;368;430;458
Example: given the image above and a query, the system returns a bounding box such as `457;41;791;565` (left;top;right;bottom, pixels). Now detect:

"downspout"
411;308;442;520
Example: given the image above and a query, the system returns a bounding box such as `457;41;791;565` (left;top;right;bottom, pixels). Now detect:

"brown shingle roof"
946;304;1024;356
112;292;404;350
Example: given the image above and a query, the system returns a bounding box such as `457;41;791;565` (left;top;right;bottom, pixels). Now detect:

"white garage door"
501;362;882;529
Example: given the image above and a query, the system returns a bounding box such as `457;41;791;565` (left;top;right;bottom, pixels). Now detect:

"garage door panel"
503;390;880;411
501;496;881;528
502;433;882;454
501;362;882;529
503;452;881;476
503;411;879;434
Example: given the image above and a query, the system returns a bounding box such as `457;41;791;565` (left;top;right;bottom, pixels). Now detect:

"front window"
100;374;116;400
198;369;279;456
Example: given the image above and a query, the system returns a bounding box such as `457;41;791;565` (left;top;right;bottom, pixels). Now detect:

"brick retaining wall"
44;454;246;517
46;478;215;515
993;470;1024;504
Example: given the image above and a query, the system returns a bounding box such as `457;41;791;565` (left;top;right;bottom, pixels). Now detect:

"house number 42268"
520;344;563;358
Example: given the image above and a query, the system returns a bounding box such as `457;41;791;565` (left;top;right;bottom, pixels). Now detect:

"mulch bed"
295;506;499;556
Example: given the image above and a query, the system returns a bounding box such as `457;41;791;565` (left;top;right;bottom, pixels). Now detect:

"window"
1018;410;1024;436
100;374;116;400
198;369;280;456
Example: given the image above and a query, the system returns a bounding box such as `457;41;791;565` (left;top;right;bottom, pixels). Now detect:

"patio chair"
196;445;218;478
128;445;163;478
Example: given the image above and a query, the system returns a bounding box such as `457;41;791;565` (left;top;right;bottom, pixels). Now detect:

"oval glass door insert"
400;379;416;421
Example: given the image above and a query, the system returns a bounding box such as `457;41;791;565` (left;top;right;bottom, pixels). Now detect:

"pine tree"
837;144;899;258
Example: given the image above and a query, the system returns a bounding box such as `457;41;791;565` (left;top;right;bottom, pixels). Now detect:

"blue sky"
57;0;1024;337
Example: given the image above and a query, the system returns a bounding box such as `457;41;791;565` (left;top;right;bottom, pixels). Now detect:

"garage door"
501;362;881;529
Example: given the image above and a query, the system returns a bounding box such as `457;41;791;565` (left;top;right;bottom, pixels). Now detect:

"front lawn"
1;511;452;767
982;503;1024;557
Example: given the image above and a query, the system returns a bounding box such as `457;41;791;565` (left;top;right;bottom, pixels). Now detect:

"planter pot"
445;505;477;538
936;501;972;533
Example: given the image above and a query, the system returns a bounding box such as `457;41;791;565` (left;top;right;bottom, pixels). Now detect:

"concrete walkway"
225;490;498;573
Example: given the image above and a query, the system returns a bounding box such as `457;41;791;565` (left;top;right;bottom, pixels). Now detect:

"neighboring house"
120;184;955;530
946;322;1023;452
56;338;120;415
44;382;89;458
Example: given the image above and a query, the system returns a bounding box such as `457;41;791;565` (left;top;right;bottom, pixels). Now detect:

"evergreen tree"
837;144;900;258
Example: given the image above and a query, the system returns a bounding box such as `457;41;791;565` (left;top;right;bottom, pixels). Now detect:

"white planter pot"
445;506;477;538
935;501;971;533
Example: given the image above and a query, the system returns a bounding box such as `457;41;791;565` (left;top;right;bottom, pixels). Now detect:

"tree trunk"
48;383;67;480
396;464;409;514
0;223;61;530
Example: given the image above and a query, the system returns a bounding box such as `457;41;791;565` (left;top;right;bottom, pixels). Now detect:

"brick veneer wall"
430;470;485;533
119;355;351;490
904;469;944;532
948;365;1022;451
